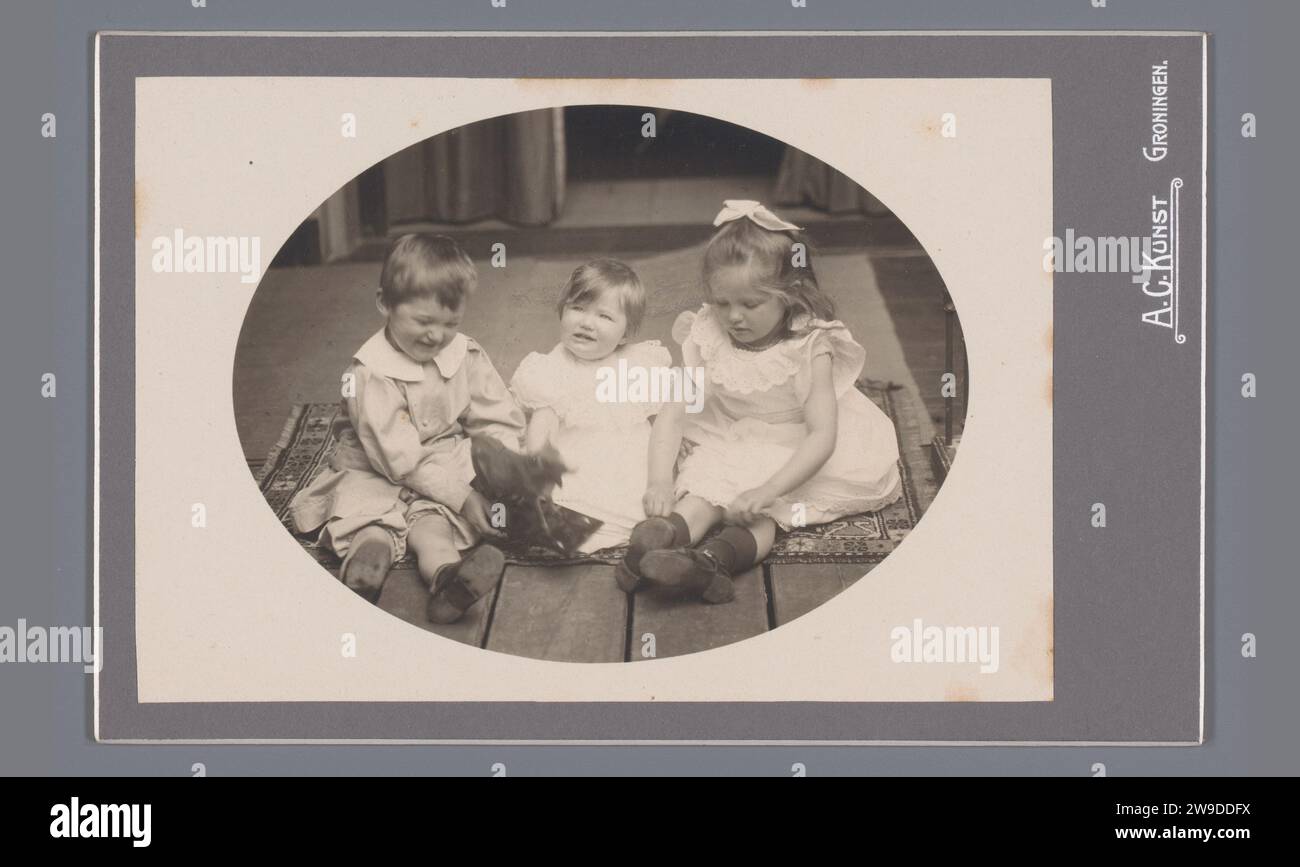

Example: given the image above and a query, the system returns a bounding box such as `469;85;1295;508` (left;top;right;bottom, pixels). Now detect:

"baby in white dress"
510;260;672;553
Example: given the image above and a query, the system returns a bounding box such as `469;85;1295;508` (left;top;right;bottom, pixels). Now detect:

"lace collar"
688;305;809;394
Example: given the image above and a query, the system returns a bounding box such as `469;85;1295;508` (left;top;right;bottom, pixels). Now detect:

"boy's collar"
354;329;469;381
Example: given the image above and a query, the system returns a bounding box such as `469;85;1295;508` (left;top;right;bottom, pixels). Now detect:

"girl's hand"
642;482;677;518
725;486;778;525
462;490;506;539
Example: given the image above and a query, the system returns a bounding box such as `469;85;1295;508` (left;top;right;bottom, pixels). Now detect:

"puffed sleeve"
635;340;673;371
508;351;560;412
347;363;474;510
798;323;868;401
461;340;526;450
626;340;674;417
670;310;696;346
671;309;702;369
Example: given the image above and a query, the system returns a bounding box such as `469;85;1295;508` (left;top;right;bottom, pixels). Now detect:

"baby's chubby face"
379;294;464;364
559;287;629;362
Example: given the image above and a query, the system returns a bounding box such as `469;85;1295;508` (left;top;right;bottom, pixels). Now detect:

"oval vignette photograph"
233;105;968;663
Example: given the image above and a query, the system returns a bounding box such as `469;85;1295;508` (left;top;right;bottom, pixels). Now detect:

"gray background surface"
0;0;1291;774
96;32;1202;744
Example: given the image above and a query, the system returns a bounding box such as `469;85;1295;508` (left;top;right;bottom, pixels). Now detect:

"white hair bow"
712;199;803;232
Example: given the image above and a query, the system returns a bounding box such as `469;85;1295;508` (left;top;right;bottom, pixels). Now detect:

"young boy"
289;234;525;623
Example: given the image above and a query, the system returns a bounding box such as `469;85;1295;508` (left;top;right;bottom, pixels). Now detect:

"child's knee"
678;495;717;519
407;513;455;551
327;520;402;562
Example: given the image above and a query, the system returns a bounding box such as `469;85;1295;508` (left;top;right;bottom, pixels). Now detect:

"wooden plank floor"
486;564;627;663
375;567;497;648
870;252;966;439
770;563;877;627
337;559;874;662
630;566;768;660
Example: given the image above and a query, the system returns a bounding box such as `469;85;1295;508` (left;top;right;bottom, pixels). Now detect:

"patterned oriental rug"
255;379;935;566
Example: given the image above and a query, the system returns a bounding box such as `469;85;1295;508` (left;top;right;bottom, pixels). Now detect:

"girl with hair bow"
615;201;903;603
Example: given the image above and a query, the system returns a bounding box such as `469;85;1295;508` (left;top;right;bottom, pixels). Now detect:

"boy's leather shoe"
426;544;507;624
339;534;394;603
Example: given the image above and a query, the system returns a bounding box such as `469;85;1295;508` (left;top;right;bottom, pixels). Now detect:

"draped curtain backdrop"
382;108;566;227
772;148;890;216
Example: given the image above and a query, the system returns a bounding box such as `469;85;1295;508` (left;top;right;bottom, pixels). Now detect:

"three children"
290;199;902;622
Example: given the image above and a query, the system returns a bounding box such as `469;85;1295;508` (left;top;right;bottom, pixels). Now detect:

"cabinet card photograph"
96;32;1204;743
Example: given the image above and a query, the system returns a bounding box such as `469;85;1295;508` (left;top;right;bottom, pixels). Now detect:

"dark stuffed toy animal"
469;436;602;555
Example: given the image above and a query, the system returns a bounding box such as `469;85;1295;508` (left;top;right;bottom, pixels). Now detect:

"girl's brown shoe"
615;516;679;594
639;548;736;604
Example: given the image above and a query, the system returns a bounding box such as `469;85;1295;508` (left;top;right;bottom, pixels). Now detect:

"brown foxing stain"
1045;592;1056;688
513;77;593;88
1000;592;1055;683
1044;325;1054;407
510;77;678;104
944;683;979;702
510;77;642;91
134;181;148;240
1034;593;1055;677
409;118;421;129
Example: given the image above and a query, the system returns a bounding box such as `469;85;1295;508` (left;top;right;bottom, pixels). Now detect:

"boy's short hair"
556;259;647;337
379;234;477;310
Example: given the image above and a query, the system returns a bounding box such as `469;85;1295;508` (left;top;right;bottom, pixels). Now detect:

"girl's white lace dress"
674;304;902;529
